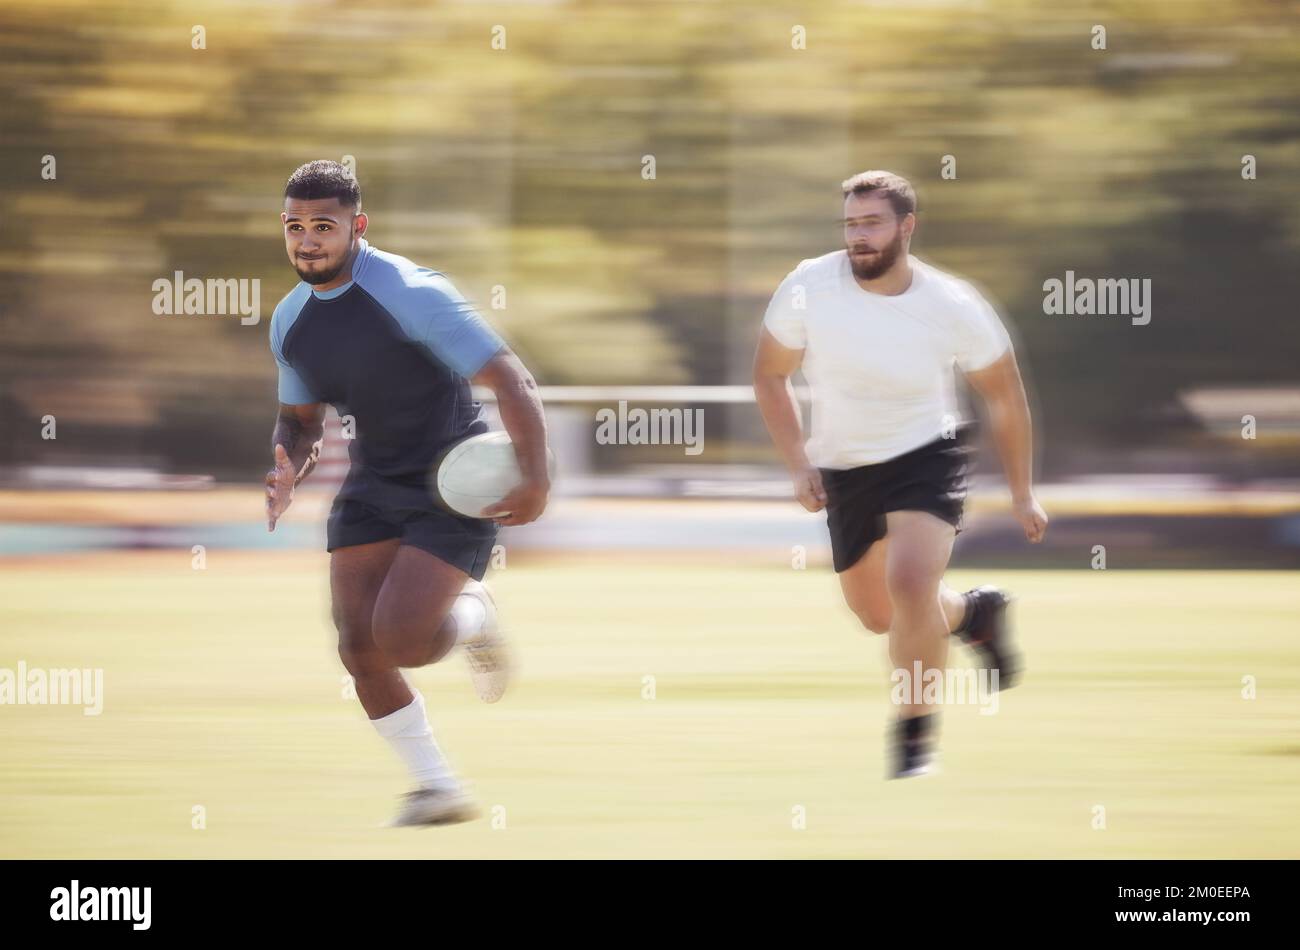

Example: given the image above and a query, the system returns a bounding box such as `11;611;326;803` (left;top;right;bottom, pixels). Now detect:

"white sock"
370;691;458;792
450;591;487;643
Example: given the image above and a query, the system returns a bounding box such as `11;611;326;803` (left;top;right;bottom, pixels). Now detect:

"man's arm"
272;401;326;483
752;328;826;512
266;401;325;531
471;348;550;526
963;350;1048;542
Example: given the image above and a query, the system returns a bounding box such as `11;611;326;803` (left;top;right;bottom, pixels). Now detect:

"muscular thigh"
330;538;402;654
372;544;471;648
883;510;956;603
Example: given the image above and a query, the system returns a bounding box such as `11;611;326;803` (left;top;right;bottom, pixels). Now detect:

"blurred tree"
0;0;1297;479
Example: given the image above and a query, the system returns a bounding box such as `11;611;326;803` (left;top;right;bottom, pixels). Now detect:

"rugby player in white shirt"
753;170;1048;777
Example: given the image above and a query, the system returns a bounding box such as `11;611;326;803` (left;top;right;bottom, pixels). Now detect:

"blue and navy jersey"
269;239;504;482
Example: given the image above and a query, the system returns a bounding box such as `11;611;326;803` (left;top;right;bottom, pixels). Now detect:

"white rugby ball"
432;431;555;519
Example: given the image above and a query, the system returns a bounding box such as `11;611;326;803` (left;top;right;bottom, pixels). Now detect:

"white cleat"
459;580;511;704
388;786;479;827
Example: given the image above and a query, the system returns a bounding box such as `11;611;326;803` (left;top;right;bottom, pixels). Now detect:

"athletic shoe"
957;585;1020;690
388;786;479;827
459;580;510;703
892;749;939;779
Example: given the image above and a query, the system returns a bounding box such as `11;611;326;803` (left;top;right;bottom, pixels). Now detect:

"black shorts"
820;426;976;574
326;467;498;581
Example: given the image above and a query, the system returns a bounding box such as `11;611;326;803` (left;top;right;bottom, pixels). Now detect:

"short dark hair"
840;170;916;216
284;160;361;209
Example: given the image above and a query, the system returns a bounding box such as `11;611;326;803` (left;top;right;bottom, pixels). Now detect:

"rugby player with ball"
265;161;550;826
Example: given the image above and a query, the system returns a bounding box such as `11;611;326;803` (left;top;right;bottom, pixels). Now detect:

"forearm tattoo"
272;411;324;488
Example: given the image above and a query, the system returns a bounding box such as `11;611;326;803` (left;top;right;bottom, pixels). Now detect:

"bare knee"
857;611;890;635
840;571;892;634
886;566;939;615
331;596;399;676
337;639;394;678
844;593;891;634
371;623;430;668
335;615;394;678
371;614;454;669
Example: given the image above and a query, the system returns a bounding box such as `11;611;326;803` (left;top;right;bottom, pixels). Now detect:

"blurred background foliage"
1;0;1298;479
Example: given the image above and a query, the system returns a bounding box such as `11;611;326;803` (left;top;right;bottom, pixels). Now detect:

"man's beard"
847;231;905;280
295;253;348;285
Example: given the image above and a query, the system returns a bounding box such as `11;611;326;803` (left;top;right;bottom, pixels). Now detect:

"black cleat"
956;586;1020;690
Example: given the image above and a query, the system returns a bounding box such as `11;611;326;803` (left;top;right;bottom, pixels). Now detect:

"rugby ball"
432;431;555;519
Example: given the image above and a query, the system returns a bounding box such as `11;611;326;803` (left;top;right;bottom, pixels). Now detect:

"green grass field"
1;551;1297;858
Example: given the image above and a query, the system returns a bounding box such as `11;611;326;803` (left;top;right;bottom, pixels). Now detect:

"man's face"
282;198;364;285
842;193;912;281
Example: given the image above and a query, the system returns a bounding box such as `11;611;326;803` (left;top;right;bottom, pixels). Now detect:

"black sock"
897;712;937;752
893;713;938;775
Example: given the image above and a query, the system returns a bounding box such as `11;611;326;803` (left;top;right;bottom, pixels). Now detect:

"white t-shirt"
762;250;1012;469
